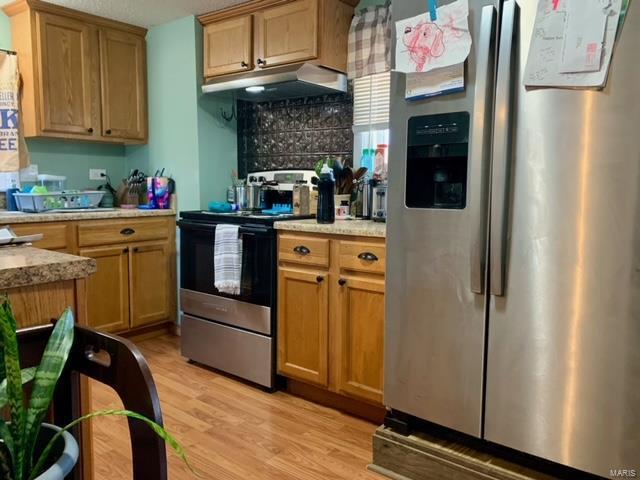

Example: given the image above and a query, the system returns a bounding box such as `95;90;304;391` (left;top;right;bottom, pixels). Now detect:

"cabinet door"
130;241;170;328
35;12;97;136
79;245;130;333
256;0;318;68
99;28;147;141
337;276;385;404
278;267;328;386
204;16;253;78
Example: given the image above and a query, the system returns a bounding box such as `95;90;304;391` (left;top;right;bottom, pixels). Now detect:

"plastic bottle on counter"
317;162;335;224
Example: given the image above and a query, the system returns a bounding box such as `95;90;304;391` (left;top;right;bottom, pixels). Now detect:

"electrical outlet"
89;169;106;181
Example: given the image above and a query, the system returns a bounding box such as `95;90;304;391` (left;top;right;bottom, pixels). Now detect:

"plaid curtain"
347;0;393;80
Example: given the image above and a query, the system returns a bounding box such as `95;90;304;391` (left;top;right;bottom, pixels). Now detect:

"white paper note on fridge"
523;0;623;89
559;0;608;73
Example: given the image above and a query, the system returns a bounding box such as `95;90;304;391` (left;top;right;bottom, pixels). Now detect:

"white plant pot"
33;423;79;480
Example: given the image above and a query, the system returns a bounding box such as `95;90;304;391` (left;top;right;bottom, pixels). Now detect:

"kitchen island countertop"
274;219;386;238
0;208;175;225
0;246;96;290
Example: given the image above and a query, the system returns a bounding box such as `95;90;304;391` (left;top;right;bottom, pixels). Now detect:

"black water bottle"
317;162;335;224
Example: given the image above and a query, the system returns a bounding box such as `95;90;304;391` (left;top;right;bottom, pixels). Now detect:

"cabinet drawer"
279;234;329;267
78;218;170;247
339;241;385;275
11;223;69;250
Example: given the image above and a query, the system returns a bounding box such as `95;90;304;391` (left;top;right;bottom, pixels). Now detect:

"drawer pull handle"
316;276;324;283
338;278;347;286
293;245;311;256
120;228;135;236
358;252;379;262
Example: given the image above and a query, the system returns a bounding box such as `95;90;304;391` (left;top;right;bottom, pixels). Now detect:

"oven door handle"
177;220;270;235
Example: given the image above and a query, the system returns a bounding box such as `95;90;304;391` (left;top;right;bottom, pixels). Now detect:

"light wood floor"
91;334;384;480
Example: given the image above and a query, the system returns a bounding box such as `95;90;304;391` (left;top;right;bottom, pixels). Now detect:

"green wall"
125;16;236;211
1;10;128;190
2;11;236;199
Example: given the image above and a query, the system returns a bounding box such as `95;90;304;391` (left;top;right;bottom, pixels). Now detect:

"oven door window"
180;223;273;307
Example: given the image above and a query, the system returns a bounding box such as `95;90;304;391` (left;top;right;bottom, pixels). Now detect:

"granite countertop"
0;208;176;224
274;219;386;238
0;246;97;290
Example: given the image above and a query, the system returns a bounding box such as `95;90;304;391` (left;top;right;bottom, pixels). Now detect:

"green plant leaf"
0;437;13;480
0;367;37;409
22;308;74;477
30;409;201;480
0;299;25;480
0;420;14;475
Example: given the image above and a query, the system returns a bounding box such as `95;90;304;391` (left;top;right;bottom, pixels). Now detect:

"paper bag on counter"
0;52;29;172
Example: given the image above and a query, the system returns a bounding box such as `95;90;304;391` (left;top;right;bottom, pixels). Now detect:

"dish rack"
13;191;105;213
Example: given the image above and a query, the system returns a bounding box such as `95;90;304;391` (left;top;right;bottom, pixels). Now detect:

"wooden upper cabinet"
130;241;171;328
3;0;148;144
199;0;354;80
35;12;97;136
99;28;147;141
204;15;253;77
255;0;318;68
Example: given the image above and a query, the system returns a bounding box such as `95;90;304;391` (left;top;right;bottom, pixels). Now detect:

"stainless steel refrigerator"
385;0;640;477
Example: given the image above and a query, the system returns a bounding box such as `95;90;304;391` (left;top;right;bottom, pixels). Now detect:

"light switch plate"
89;168;106;181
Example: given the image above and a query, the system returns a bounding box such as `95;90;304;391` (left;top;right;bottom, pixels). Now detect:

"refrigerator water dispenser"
406;112;469;209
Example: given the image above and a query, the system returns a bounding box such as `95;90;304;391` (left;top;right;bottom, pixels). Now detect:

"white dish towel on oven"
214;224;242;295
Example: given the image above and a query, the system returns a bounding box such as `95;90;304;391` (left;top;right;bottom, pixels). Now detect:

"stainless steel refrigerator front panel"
385;0;497;437
484;1;640;476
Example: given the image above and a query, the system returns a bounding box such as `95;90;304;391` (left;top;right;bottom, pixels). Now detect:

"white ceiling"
0;0;250;28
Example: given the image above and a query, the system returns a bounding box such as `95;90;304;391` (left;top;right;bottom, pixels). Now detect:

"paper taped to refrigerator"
524;0;623;88
405;64;464;100
559;0;608;73
395;0;472;74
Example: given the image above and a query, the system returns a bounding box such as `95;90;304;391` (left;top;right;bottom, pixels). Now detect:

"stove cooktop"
180;210;313;226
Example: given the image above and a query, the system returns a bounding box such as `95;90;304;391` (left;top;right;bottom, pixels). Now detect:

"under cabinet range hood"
201;63;348;101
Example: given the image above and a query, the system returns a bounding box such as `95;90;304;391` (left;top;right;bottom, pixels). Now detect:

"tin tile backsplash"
237;91;353;175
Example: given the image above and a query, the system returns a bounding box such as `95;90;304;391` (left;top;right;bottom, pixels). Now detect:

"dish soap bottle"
317;161;335;224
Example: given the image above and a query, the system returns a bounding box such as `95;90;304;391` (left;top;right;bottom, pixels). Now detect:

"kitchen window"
352;71;391;177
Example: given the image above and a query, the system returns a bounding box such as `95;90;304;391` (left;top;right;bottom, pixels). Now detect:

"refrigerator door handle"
469;4;496;295
489;0;518;297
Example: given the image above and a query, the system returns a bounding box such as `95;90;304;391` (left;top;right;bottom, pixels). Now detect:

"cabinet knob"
123;247;129;253
87;127;94;133
358;252;379;262
241;61;248;68
293;245;311;256
338;278;347;286
316;276;324;283
133;247;139;253
257;58;266;67
105;129;112;135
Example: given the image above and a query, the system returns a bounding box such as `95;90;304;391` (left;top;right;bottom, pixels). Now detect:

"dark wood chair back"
17;324;168;480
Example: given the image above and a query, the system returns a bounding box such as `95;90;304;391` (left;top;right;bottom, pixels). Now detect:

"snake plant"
0;298;194;480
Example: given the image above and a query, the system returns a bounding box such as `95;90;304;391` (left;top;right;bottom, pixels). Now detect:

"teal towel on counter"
208;202;232;213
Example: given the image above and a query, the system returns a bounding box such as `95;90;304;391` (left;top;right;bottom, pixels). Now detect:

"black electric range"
177;210;312;389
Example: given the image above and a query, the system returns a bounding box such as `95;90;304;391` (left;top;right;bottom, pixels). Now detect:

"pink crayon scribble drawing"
403;22;445;72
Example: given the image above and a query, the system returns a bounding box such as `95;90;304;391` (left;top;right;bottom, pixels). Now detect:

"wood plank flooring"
90;335;383;480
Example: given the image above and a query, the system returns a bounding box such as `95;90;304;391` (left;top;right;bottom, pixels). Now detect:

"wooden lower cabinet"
337;276;385;404
278;267;329;386
10;216;176;336
130;241;170;328
79;245;130;333
278;232;385;408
